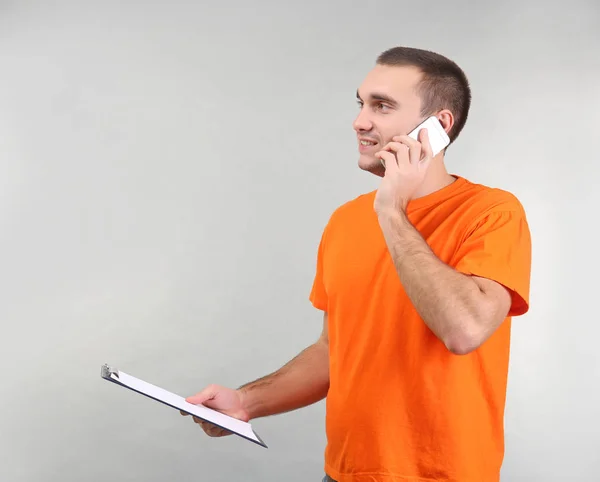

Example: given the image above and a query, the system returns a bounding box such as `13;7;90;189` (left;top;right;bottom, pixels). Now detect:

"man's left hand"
373;128;433;214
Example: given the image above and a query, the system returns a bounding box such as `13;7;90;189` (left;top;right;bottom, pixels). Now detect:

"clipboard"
100;364;267;448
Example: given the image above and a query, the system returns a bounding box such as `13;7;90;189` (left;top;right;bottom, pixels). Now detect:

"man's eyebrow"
356;89;399;107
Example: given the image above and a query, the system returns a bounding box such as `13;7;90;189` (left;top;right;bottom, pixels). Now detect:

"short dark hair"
376;46;471;145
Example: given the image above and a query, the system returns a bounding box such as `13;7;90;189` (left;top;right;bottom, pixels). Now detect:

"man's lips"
358;137;379;152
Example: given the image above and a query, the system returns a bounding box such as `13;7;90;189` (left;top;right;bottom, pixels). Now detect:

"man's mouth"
359;138;379;152
360;140;377;146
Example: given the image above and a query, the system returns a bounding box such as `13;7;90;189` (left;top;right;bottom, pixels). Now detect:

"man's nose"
353;108;373;132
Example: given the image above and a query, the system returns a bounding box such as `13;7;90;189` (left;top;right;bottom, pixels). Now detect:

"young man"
182;46;532;482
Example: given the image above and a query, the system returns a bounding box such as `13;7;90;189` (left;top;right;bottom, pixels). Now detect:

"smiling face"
354;64;427;176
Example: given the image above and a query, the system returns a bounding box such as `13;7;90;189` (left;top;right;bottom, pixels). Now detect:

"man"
182;46;532;482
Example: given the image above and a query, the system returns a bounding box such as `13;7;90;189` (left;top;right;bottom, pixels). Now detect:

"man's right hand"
180;384;250;437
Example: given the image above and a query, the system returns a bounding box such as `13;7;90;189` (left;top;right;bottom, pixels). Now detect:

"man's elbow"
443;322;484;355
444;334;480;355
442;298;505;355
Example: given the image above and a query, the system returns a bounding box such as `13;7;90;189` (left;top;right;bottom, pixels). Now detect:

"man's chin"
358;155;384;175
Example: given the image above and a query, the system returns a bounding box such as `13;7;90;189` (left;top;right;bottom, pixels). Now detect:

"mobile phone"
408;115;450;157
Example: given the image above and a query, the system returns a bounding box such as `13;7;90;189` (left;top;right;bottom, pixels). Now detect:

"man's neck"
411;157;456;199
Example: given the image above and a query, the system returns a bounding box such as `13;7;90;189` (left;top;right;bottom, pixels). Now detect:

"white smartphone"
408;115;450;157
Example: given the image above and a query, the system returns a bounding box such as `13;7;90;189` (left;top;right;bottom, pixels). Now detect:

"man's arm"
377;209;512;355
237;312;330;420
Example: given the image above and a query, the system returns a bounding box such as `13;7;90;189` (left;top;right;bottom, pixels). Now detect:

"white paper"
109;370;265;447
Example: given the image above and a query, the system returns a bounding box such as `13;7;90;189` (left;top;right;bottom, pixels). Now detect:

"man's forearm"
237;340;329;420
377;209;487;353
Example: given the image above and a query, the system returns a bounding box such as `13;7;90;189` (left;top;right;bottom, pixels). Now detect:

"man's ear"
436;109;454;135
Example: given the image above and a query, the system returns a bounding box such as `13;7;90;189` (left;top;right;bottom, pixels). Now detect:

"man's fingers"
384;141;410;159
417;128;433;160
189;413;231;437
376;151;397;170
193;417;214;431
390;136;421;164
392;133;420;146
193;418;231;437
185;384;219;406
392;129;432;162
206;425;230;437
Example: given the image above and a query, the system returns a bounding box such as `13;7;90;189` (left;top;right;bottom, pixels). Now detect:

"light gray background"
1;1;598;481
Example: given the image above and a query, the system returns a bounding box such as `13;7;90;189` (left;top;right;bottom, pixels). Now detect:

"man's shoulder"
328;190;377;219
459;177;527;218
316;190;378;239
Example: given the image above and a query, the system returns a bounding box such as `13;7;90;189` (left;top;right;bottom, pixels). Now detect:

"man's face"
353;64;425;175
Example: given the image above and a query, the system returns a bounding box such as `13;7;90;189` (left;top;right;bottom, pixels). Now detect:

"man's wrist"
235;386;253;421
377;206;409;228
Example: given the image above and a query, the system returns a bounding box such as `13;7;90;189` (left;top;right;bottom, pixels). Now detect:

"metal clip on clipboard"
101;364;118;380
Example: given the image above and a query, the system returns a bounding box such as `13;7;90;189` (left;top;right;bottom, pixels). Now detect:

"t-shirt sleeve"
453;204;532;317
309;227;329;312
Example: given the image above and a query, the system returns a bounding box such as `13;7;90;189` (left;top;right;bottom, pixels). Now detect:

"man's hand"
374;128;433;214
180;384;249;437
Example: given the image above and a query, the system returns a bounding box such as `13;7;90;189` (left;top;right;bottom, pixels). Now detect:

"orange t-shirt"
309;175;532;482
